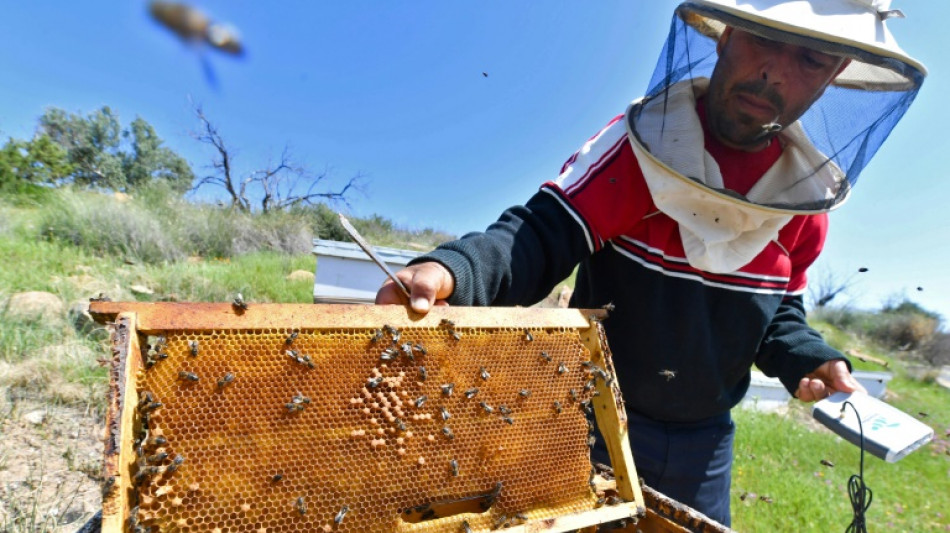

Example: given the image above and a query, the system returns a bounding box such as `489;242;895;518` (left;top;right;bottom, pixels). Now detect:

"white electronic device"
812;391;934;463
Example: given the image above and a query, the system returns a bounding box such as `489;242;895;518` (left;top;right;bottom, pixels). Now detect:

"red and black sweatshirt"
414;109;848;423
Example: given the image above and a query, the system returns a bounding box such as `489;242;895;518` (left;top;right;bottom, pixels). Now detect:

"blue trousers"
593;411;735;527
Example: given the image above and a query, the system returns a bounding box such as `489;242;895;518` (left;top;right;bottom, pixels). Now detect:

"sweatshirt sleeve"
411;188;592;307
755;214;851;394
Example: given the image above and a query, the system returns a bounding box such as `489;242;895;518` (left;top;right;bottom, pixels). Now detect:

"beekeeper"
376;0;925;525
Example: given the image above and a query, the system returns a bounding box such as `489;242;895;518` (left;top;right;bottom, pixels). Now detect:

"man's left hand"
794;360;866;402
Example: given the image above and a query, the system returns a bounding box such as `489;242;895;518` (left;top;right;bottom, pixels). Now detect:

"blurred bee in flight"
148;1;245;88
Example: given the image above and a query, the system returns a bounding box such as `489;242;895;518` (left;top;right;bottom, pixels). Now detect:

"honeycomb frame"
91;303;646;533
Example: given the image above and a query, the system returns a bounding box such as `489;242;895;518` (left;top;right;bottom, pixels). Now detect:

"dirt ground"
0;394;103;532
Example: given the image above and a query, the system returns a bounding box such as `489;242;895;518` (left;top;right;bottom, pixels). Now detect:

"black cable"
842;400;873;533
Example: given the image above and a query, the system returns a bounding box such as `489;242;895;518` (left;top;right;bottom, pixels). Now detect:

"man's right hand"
375;262;455;315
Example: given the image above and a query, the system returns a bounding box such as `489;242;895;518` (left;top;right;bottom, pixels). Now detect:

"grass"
731;374;950;532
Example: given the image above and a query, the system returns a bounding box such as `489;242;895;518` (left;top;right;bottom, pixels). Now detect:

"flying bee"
464;387;479;399
502;416;514;425
518;389;531;398
479;367;490;380
442;426;454;440
557;362;568;375
285;330;299;345
524;329;534;342
189;340;199;357
166;454;185;474
217;372;235;388
441;383;455;396
334;505;349;525
419;366;427;381
498;405;511;415
414;395;428;408
553;401;562;414
479;401;494;414
232;293;248;311
295;496;306;516
440;406;451;421
178;371;199;382
449;459;459;477
367;376;383;389
370;329;383;344
540;351;552;362
658;369;677;381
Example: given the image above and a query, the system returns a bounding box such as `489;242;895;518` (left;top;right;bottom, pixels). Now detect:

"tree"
808;266;869;308
36;106;193;192
191;105;361;213
0;134;73;188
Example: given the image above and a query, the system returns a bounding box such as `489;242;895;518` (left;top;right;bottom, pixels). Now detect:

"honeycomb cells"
133;325;601;531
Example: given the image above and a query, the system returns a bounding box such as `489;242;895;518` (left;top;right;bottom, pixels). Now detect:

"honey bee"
461;520;473;533
451;331;461;341
166;454;185;474
557;362;568;375
440;383;455;396
101;476;116;497
367;376;383;389
217;372;235;388
553;401;562;414
493;514;509;529
518;389;531;398
588;434;597;447
189;340;199;357
502;416;514;425
498;405;511;416
440;407;451;421
602;302;616;312
232;293;248;311
370;329;384;344
414;395;427;408
385;326;401;344
450;459;459;477
394;418;406;431
271;474;283;482
401;343;415;361
442;426;454;440
439;319;455;328
583;379;595;392
285;330;299;345
605;496;624;506
147;436;168;447
412;343;427;356
419;366;427;381
540;351;552;362
479;401;494;414
292;394;311;405
524;329;533;342
658;369;677;381
464;388;479;399
579;400;592;414
146;452;168;463
479;367;490;380
295;496;307;516
178;371;199;382
569;389;578;401
334;505;349;525
140;401;163;413
380;348;398;362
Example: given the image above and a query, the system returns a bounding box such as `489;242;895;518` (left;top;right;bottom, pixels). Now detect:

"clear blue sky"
1;1;947;321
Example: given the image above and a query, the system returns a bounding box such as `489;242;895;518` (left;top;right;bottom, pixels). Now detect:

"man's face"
705;28;849;152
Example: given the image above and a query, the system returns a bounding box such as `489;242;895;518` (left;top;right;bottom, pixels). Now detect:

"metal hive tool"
90;303;654;532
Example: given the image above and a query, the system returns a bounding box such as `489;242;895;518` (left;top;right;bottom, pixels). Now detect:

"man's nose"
759;50;794;85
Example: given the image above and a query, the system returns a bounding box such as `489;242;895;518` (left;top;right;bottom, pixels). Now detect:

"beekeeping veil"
628;0;925;273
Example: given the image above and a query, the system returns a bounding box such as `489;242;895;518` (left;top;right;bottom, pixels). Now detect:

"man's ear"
716;26;734;55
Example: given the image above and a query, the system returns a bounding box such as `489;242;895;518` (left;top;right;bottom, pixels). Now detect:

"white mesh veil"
630;0;926;214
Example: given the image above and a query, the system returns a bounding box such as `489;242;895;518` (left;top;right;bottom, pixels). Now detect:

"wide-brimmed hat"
677;0;926;91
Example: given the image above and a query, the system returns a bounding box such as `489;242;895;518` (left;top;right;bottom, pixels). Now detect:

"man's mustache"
732;80;785;115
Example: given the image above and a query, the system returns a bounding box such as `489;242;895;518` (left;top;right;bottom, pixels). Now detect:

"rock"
286;270;315;282
113;192;132;202
22;409;47;425
130;284;154;295
6;291;64;321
